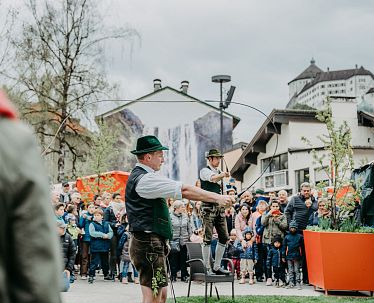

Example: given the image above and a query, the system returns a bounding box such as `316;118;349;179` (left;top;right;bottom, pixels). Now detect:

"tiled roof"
288;59;323;84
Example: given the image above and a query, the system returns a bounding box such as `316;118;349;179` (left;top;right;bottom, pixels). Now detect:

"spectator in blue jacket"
282;221;303;290
235;230;258;285
266;235;286;287
88;208;113;284
79;203;95;279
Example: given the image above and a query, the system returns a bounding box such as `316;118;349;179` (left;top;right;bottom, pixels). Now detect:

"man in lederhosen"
126;136;234;303
200;148;231;275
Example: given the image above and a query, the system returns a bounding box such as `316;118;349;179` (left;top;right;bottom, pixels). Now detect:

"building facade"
98;79;240;185
231;100;374;194
287;59;374;109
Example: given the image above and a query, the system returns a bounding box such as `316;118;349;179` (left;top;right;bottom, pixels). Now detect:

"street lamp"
211;75;235;185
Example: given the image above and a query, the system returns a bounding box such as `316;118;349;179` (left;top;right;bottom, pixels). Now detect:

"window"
295;168;309;191
262;153;288;173
315;167;329;186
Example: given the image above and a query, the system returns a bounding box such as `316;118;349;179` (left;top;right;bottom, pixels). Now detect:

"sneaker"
297;283;302;290
81;275;87;280
275;281;279;288
88;276;94;284
279;281;284;287
121;277;128;284
239;278;245;284
266;278;272;286
287;282;294;289
104;274;112;280
249;279;254;285
134;277;139;284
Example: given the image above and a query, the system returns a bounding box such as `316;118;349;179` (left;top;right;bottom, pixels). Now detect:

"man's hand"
103;234;108;239
217;195;235;209
223;172;230;178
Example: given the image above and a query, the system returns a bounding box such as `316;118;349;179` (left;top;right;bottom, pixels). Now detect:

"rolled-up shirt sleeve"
136;173;183;200
200;167;215;182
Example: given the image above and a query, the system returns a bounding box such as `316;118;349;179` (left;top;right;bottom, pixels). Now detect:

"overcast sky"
5;0;374;143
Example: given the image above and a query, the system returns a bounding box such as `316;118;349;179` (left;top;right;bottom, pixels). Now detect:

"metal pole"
220;81;224;193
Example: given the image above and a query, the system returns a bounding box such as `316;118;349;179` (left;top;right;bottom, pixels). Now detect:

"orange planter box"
304;230;374;293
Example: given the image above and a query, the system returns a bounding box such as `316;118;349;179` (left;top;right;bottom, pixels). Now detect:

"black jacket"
60;233;77;273
285;195;317;231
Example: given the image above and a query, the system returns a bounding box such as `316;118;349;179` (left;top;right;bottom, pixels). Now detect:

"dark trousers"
109;235;118;276
168;244;188;279
255;243;267;279
201;204;229;245
80;241;90;276
272;265;286;283
300;236;309;283
89;252;109;277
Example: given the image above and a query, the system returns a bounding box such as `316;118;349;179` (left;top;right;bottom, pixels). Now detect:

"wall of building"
241;102;374;194
104;88;235;185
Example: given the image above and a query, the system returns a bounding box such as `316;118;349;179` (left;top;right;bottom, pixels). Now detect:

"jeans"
287;259;301;284
61;271;70;292
109;235;118;276
121;260;138;278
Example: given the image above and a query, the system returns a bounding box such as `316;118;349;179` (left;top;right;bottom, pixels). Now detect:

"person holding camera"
261;200;288;286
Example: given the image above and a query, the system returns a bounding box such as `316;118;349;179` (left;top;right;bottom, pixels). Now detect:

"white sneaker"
266;278;272;286
279;281;284;287
81;275;87;280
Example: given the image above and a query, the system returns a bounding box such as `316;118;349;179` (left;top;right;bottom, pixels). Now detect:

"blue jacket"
235;240;258;260
79;212;94;242
89;221;113;252
266;246;283;268
283;232;303;260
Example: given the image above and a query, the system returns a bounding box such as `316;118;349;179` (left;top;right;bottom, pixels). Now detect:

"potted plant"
301;99;374;295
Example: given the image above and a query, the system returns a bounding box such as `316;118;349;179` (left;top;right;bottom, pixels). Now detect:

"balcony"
261;169;289;191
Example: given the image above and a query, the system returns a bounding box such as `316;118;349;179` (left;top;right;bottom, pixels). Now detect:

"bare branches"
5;0;137;182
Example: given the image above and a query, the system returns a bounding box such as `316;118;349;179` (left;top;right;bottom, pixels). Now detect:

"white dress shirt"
200;165;221;185
135;163;183;200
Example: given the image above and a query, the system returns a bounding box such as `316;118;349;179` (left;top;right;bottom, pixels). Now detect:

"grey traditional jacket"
0;118;62;303
170;211;192;245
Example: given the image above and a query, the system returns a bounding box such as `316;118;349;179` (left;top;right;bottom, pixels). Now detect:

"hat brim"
131;145;169;155
206;154;223;158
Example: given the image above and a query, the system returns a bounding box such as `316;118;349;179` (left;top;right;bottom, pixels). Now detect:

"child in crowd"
55;203;66;224
235;230;258;285
79;203;95;279
118;225;139;284
226;229;241;279
282;221;303;290
266;235;286;287
88;208;113;284
57;221;76;292
66;216;81;283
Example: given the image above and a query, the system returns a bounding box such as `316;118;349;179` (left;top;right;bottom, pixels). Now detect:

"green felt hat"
131;135;169;155
206;148;223;158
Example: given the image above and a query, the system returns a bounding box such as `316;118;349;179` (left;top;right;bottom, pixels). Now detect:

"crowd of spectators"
53;179;359;291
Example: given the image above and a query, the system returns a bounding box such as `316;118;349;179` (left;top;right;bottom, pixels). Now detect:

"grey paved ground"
62;277;320;303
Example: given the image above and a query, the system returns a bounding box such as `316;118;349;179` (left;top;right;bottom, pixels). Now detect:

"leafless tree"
8;0;137;182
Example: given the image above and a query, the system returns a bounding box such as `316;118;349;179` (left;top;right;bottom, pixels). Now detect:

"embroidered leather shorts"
129;232;168;290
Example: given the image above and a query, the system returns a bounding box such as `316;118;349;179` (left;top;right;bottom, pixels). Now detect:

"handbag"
170;239;181;253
